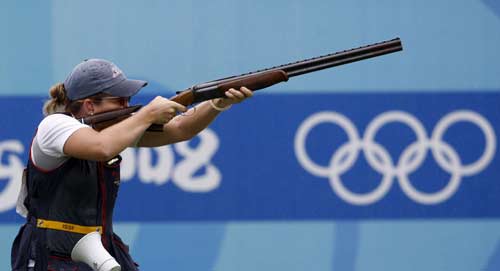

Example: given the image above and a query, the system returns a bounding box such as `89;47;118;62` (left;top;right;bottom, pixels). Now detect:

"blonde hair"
43;83;114;117
43;83;69;116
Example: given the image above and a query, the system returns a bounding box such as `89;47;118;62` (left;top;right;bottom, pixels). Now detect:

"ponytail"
43;83;69;116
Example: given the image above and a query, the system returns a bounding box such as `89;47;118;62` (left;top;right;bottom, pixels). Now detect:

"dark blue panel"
0;92;499;222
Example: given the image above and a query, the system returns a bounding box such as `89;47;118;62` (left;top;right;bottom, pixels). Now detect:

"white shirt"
31;114;90;170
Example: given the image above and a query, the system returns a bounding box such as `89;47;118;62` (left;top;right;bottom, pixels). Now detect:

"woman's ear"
83;99;95;115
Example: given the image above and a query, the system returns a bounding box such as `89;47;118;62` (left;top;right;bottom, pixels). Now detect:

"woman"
11;58;252;270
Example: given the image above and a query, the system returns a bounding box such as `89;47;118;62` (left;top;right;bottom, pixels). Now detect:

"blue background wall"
1;1;500;270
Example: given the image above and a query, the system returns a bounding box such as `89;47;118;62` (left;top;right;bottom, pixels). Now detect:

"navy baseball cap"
63;59;147;100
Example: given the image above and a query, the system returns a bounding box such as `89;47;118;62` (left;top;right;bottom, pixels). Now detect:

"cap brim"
103;78;148;97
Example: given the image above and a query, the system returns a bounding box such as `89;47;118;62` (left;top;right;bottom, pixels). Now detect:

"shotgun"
83;37;403;131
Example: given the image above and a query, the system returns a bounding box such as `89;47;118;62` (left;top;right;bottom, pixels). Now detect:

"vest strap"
36;218;102;235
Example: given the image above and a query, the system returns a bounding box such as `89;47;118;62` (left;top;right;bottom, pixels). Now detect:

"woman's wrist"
210;99;232;112
135;104;161;126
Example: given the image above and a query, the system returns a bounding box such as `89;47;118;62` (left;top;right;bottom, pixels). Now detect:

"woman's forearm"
170;101;223;137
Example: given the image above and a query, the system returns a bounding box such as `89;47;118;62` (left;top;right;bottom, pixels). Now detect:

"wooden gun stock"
83;105;163;132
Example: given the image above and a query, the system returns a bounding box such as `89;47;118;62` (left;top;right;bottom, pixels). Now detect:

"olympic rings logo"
294;110;496;205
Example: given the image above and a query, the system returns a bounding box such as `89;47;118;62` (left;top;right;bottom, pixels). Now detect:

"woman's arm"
63;96;186;161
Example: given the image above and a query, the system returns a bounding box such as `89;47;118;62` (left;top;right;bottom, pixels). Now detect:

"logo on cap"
111;65;123;79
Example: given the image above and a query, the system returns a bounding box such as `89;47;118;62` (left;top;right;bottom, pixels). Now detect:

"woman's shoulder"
40;113;75;124
37;113;89;137
39;113;82;128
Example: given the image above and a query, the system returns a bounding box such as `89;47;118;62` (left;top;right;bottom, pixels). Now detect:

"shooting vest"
11;153;138;270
